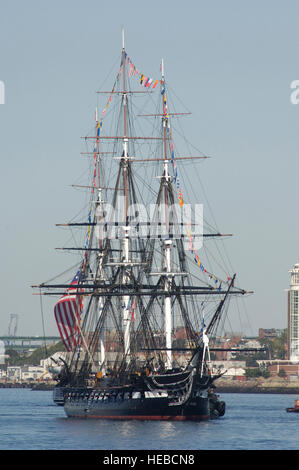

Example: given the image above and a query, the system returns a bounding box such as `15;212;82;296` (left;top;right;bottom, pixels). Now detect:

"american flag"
54;268;83;352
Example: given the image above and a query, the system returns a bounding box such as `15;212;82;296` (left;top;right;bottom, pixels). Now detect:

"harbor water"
1;388;299;450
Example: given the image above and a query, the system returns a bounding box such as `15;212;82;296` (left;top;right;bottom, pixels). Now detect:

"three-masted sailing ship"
33;30;250;420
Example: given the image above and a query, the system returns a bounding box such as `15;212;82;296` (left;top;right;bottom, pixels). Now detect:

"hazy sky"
1;0;299;336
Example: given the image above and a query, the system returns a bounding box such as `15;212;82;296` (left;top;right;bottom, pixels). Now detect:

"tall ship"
33;30;250;420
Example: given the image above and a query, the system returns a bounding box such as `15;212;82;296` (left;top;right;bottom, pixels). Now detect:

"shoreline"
0;382;55;390
215;378;299;394
216;386;299;394
1;379;299;394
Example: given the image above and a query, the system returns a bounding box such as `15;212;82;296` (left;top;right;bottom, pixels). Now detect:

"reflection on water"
1;389;299;450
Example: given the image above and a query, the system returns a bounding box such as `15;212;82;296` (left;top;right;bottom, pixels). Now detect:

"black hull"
64;393;209;421
53;385;86;406
63;387;225;421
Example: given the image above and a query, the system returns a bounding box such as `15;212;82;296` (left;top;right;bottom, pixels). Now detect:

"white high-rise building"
287;263;299;361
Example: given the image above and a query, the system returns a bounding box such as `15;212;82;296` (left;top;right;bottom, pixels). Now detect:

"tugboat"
33;29;251;420
286;399;299;413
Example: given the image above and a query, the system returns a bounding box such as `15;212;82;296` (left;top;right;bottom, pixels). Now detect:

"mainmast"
121;27;131;364
96;172;106;374
161;60;173;370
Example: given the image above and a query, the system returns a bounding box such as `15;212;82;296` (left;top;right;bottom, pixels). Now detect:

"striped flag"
54;268;84;351
130;300;136;322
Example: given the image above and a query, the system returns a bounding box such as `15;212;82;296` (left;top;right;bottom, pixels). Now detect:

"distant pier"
0;336;60;351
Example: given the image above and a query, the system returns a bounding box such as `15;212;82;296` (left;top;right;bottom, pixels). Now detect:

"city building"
258;328;277;340
210;360;246;380
257;360;299;381
287;263;299;361
6;366;22;381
